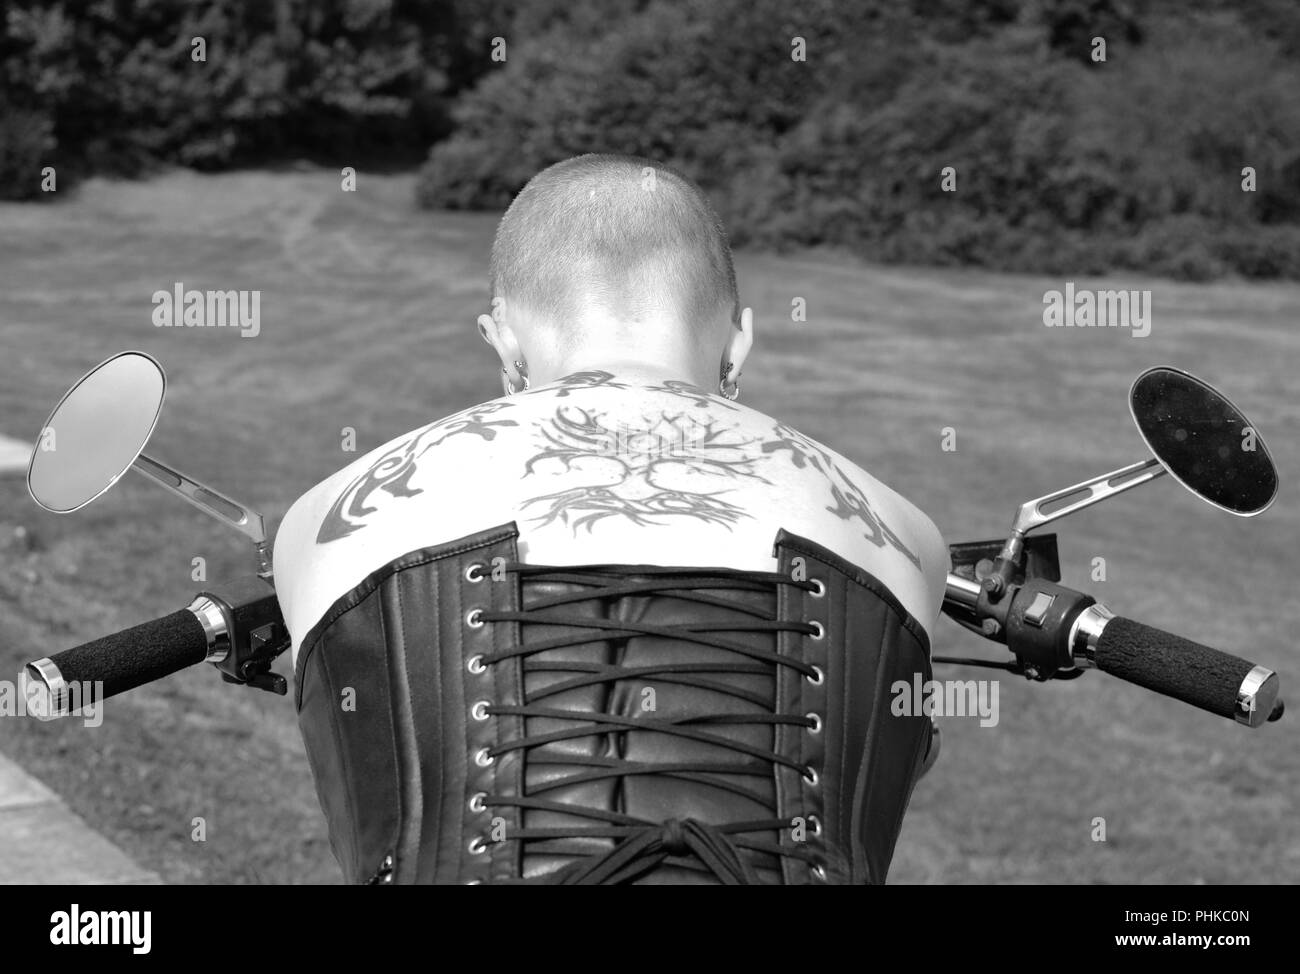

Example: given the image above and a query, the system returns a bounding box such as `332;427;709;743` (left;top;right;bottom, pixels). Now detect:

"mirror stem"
994;457;1167;576
131;453;273;577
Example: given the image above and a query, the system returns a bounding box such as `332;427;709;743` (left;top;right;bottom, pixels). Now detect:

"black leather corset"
295;522;932;884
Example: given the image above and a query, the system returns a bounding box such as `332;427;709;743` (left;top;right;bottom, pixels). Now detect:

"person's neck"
542;353;712;391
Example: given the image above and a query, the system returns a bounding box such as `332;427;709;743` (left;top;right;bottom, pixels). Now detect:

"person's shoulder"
280;394;521;540
273;396;522;644
775;422;948;593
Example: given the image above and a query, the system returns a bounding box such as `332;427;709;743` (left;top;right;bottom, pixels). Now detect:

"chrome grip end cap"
1236;665;1278;728
24;657;69;718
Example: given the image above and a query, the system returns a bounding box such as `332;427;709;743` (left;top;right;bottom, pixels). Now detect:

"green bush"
0;0;483;197
1066;14;1300;228
1110;217;1230;282
0;103;56;200
417;0;871;208
1213;224;1300;279
417;0;1300;280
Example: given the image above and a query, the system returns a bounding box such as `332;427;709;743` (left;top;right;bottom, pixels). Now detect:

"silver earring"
503;360;529;396
720;362;740;401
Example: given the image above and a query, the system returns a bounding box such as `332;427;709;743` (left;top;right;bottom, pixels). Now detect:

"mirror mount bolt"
255;540;274;579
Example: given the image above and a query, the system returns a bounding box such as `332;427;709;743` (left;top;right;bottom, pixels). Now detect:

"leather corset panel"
294;522;933;884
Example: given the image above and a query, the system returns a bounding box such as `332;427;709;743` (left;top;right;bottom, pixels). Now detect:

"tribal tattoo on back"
520;405;766;532
315;371;919;567
316;402;517;543
762;422;921;568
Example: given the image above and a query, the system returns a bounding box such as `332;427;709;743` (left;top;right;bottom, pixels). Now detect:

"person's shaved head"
490;154;739;349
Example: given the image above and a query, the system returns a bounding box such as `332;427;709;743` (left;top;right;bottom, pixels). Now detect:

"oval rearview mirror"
1129;366;1278;516
27;351;166;513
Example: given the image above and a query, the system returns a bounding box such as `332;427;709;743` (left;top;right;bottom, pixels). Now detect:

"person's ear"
477;309;524;370
478;305;528;395
722;306;754;378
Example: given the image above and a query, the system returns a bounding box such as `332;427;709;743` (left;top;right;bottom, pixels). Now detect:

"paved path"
0;435;30;475
1;433;161;883
0;753;160;884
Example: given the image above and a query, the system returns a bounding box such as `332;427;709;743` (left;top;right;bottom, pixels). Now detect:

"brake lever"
221;667;288;695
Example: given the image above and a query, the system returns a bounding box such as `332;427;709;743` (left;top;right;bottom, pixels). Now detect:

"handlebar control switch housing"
197;576;290;694
1002;579;1096;680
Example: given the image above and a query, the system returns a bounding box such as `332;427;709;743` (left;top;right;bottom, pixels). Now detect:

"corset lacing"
463;563;828;885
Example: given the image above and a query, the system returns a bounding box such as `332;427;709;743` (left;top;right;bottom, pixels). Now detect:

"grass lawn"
1;168;1296;883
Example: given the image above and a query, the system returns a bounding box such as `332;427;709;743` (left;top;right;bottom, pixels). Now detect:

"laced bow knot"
658;818;691;856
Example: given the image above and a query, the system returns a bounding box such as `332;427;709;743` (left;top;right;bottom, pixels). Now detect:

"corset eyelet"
808;620;824;640
806;664;824;686
465;563;485;583
474;747;495;767
805;712;822;734
469;792;487;813
808;814;822;836
466;608;486;629
468;837;488;856
809;578;826;598
471;700;492;721
803;765;820;786
811;864;828;882
467;654;486;674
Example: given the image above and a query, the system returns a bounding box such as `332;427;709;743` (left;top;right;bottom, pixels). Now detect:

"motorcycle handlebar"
1090;615;1280;727
25;574;1283;726
26;605;214;713
942;573;1282;727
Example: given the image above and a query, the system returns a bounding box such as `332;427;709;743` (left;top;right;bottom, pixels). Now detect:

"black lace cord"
468;562;825;884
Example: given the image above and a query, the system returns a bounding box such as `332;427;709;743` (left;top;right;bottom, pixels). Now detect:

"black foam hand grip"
1094;617;1259;720
38;609;209;701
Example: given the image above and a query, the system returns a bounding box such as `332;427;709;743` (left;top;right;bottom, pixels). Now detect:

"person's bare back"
275;153;947;658
274;370;947;659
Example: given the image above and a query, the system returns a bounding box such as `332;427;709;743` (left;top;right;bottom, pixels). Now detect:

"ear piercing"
503;360;529;396
720;362;740;401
